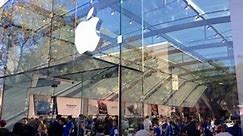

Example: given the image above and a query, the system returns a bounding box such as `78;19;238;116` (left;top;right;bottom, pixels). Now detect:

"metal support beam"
179;66;233;77
98;15;231;61
124;16;230;43
183;0;229;42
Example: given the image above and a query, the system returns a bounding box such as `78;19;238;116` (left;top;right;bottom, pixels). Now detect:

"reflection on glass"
0;0;241;135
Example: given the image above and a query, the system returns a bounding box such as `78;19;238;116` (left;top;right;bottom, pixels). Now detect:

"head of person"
92;115;97;120
56;114;62;120
13;122;23;135
105;114;110;119
38;116;44;121
67;115;72;122
114;115;118;121
30;117;34;121
234;119;240;126
79;114;85;119
215;125;225;133
154;121;159;127
113;120;118;128
58;118;65;125
37;123;47;133
0;120;7;127
96;125;104;133
145;115;149;119
167;117;171;123
21;117;28;126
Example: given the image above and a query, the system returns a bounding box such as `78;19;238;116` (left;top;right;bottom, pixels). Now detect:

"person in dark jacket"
228;120;241;136
185;119;200;136
104;115;113;135
0;120;12;136
13;118;35;136
49;115;63;136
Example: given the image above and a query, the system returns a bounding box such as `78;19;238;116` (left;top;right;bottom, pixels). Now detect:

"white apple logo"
75;7;102;54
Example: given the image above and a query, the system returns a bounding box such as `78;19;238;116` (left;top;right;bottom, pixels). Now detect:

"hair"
67;115;72;120
12;122;23;134
96;125;104;133
38;123;47;133
215;125;225;133
22;117;28;121
154;121;159;126
56;115;62;120
113;119;118;126
59;117;66;124
0;120;7;127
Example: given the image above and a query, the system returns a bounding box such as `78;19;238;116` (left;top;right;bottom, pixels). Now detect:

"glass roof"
0;1;240;121
0;0;235;90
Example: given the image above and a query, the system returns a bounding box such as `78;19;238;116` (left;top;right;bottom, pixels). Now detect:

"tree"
194;61;238;116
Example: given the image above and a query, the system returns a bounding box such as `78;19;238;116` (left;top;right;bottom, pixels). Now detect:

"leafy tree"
194;61;238;116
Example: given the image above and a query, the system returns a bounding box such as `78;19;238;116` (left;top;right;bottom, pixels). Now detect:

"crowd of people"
0;114;241;136
0;114;120;136
137;115;241;136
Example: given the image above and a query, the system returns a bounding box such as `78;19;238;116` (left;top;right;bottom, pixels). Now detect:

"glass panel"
2;73;32;126
0;0;241;135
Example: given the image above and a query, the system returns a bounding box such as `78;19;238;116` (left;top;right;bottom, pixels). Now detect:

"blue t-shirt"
154;126;161;136
109;127;118;136
63;121;74;136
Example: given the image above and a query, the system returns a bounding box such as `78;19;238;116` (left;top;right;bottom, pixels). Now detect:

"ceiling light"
219;82;223;85
143;28;150;33
184;5;190;10
194;15;201;21
228;46;233;50
207;25;211;30
156;35;160;39
222;39;226;43
129;20;133;25
110;10;115;15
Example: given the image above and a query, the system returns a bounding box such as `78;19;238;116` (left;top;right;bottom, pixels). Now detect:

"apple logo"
75;7;102;54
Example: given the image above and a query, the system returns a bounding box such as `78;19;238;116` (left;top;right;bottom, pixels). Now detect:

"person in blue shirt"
110;119;118;136
104;114;113;135
202;119;213;136
63;115;74;136
161;120;168;136
153;122;161;136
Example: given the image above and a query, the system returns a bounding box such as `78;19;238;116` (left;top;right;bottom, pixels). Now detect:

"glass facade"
0;0;242;135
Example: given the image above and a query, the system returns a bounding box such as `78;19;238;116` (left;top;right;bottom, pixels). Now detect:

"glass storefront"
0;0;242;135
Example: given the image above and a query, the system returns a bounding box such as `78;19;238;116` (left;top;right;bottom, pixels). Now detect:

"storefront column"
230;0;243;133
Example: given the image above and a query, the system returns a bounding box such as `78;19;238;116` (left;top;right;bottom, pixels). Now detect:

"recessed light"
129;20;133;25
207;26;211;30
110;10;115;15
194;16;200;21
184;5;190;10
